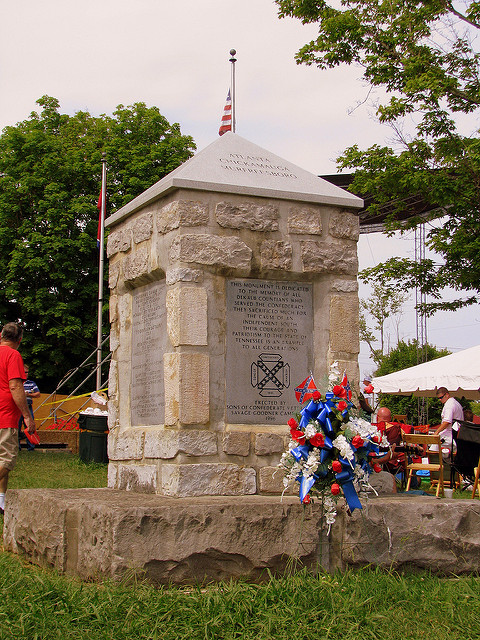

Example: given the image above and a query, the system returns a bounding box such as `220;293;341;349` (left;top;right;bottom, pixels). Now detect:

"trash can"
77;414;108;464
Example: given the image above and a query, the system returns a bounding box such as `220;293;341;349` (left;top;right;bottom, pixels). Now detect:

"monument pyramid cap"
106;132;363;227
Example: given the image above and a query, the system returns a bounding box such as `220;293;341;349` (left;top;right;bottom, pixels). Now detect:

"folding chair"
472;456;480;499
403;433;445;497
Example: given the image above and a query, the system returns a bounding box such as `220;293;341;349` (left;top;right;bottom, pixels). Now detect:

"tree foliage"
0;96;195;390
374;339;451;424
276;0;480;312
360;282;405;364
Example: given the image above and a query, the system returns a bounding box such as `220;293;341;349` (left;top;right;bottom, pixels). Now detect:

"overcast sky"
1;0;478;376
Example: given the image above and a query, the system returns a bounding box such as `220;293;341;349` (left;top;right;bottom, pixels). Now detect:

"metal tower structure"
415;222;429;423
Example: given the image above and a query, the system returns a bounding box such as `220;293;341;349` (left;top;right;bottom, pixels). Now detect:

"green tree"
374;339;450;424
276;0;480;313
360;282;405;364
0;96;195;391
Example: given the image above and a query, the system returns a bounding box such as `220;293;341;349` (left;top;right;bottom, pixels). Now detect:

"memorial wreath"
278;362;388;530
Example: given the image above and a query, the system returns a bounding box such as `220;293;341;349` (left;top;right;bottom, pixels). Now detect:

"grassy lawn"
0;452;479;639
8;450;108;490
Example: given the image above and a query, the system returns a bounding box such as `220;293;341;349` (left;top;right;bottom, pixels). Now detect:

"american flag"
219;89;232;136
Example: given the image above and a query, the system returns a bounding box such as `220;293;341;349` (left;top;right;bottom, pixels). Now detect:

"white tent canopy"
371;344;480;400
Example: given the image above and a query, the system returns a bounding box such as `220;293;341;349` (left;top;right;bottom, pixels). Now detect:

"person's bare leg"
0;467;9;491
0;467;10;512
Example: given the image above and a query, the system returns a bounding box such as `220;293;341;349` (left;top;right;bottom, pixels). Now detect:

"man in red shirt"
0;322;35;514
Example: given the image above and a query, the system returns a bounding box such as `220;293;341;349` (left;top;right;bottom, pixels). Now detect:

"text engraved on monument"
219;153;298;179
131;280;166;426
226;279;313;425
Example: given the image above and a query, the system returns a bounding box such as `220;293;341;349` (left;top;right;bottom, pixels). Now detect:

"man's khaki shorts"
0;428;19;470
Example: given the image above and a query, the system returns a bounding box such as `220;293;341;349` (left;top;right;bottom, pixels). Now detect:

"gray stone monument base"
4;490;480;584
336;495;480;574
3;489;327;585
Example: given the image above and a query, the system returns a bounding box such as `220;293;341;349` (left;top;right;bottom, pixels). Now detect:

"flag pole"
229;49;237;132
96;152;107;391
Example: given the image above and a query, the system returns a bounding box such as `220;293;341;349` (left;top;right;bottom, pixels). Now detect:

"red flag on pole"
219;89;232;136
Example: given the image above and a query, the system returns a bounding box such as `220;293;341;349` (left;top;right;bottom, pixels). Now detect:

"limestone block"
107;463;118;488
160;463;257;497
215;201;279;232
329;295;360;354
123;245;150;283
288;206;323;235
166;267;203;285
117;464;157;493
260;240;292;271
330;496;480;574
329;210;359;241
108;262;120;289
108;359;118;398
10;491;480;585
254;433;284;456
107;402;118;431
118;294;131;331
107;428;144;461
166;286;208;346
258;466;289;494
301;240;358;275
132;213;153;244
3;490;326;584
223;432;251;457
144;430;218;459
164;353;209;425
331;279;358;293
158;200;209;234
169;234;252;271
109;326;120;354
109;295;118;323
106;228;131;257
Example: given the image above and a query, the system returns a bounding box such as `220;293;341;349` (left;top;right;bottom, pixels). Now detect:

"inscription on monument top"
226;279;313;425
131;280;166;426
219;154;298;179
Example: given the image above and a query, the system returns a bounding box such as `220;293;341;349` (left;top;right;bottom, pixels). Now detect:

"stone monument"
7;134;480;587
105;132;363;497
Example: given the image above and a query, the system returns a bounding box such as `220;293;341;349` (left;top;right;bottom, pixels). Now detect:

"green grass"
1;453;480;639
0;558;479;640
8;450;108;490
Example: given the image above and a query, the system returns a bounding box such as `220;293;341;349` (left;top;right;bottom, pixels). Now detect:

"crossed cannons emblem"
251;353;290;397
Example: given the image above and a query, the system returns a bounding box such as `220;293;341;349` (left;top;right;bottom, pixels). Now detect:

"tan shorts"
0;428;19;470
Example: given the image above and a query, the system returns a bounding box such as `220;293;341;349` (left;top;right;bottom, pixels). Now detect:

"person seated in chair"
373;407;423;487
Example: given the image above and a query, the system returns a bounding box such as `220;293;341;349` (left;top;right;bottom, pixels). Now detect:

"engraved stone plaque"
226;279;313;425
131;280;166;426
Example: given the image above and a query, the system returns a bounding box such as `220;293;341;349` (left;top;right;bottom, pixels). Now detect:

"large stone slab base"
4;490;480;584
334;495;480;574
3;489;327;585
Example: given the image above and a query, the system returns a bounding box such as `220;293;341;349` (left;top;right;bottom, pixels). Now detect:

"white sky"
1;0;479;375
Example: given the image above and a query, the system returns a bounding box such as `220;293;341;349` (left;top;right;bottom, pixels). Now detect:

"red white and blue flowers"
279;363;388;528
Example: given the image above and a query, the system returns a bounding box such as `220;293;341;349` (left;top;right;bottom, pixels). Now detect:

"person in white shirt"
434;387;464;460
